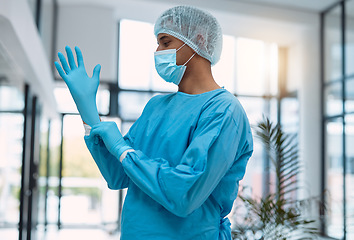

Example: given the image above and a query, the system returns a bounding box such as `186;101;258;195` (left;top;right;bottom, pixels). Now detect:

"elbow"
169;201;196;218
107;182;128;190
173;209;193;218
104;176;117;190
107;182;119;190
106;176;129;190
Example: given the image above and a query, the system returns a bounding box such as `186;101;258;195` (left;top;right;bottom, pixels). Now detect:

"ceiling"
60;0;351;13
59;0;354;19
229;0;342;12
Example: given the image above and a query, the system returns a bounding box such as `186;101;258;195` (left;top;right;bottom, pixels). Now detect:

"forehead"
157;33;182;43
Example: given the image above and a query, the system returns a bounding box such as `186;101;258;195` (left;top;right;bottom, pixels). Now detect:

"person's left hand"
90;121;132;160
55;46;101;126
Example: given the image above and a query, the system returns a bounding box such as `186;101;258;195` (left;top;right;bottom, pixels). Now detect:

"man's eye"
163;41;171;46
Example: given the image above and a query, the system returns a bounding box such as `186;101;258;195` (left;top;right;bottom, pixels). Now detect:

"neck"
178;58;221;95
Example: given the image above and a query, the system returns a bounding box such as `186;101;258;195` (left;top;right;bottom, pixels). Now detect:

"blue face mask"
154;43;196;85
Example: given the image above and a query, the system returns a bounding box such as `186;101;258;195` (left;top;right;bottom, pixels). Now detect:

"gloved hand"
55;46;101;126
90;121;133;160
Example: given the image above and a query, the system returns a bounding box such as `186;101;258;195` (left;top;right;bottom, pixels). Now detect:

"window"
321;1;354;238
118;19;177;92
0;85;24;239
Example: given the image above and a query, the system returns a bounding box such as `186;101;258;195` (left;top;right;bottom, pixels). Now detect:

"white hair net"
154;6;223;66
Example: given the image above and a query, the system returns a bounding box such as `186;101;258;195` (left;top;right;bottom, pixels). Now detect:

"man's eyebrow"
157;35;170;44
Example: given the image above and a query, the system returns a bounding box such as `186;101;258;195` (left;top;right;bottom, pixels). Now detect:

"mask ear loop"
183;52;196;66
176;43;186;52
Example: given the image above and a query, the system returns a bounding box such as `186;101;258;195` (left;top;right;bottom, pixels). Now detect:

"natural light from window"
119;19;278;98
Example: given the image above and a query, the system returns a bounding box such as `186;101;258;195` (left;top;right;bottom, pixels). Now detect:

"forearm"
75;96;100;126
121;150;204;217
82;116;101;126
84;124;130;189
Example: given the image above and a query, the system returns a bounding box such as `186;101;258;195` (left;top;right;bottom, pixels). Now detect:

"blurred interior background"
0;0;353;239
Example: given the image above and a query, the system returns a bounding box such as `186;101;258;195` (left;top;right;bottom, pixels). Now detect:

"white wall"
0;0;57;118
55;5;118;82
40;0;56;64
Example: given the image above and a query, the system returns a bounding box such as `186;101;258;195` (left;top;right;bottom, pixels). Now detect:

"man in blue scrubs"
55;5;253;239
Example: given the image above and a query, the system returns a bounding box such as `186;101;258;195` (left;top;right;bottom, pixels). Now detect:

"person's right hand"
55;46;101;126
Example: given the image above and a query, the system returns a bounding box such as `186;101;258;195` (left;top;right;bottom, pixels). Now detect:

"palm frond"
232;116;320;240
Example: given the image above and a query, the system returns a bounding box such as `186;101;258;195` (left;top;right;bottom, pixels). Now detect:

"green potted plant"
232;117;320;240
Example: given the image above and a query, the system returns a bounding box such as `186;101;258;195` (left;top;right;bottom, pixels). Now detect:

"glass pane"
118;91;152;120
325;82;343;116
54;83;109;115
269;98;279;125
236;38;266;95
37;118;63;228
121;121;134;136
0;115;24;239
281;97;299;134
324;5;343;82
54;85;77;113
229;138;264;230
346;78;354;113
151;70;178;92
0;85;24;111
269;43;279;96
236;97;277;193
237;97;265;126
46;118;62;224
96;87;110;115
212;35;236;93
61;115;118;226
36;117;50;239
228;98;266;229
236;98;266;187
119;19;155;90
345;0;354;77
326;117;344;239
0;83;24;240
0;113;24;226
345;114;354;239
38;118;48;226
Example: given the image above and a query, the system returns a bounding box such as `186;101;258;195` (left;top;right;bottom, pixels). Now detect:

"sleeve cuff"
84;123;92;136
120;149;135;162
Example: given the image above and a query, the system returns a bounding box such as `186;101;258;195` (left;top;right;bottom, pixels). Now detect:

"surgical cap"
154;6;223;66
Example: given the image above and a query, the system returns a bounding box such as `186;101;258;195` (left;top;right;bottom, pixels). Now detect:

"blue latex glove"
55;46;101;126
90;121;133;160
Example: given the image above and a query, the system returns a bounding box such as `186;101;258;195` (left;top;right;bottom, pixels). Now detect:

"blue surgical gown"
84;88;253;240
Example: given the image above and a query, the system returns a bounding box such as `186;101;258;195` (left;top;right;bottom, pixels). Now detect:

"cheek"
176;55;184;65
176;50;192;65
